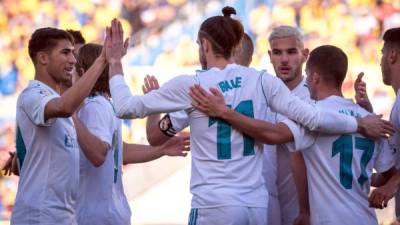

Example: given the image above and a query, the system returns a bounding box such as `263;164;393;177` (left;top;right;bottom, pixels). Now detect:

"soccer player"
10;25;110;224
107;8;391;225
379;28;400;220
356;27;400;221
145;31;255;147
191;45;398;225
267;25;310;225
282;45;397;225
72;43;189;225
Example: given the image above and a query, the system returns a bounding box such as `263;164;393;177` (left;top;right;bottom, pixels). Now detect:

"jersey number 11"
209;100;255;160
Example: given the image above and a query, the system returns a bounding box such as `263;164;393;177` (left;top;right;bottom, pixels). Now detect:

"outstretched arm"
123;135;190;164
142;75;174;146
2;152;19;176
189;81;393;140
368;167;400;209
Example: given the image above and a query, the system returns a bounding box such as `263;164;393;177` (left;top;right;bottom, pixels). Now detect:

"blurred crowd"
1;0;400;222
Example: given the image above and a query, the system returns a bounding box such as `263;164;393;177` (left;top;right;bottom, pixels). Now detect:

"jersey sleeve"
279;118;317;151
20;86;59;126
169;111;190;132
78;99;113;146
109;75;196;119
260;73;358;134
373;139;395;173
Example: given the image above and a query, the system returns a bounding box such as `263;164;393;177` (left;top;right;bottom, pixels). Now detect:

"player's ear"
202;38;211;53
302;48;309;63
37;51;49;65
389;48;398;64
313;72;321;84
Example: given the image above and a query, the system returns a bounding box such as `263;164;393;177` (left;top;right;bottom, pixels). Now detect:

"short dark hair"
76;43;110;97
306;45;348;88
234;33;254;66
66;29;86;45
198;6;244;59
28;27;74;64
383;27;400;49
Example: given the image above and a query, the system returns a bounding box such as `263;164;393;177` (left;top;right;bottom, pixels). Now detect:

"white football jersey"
109;63;359;208
282;96;394;225
76;95;131;225
12;80;79;225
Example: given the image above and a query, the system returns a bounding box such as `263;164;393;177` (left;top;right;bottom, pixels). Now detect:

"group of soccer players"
3;4;400;225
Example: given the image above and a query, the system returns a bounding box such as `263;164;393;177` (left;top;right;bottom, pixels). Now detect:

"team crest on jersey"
389;141;397;154
39;89;51;97
64;134;75;148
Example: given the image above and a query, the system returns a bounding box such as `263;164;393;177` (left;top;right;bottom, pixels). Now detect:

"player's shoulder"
317;96;371;117
18;80;56;104
166;74;197;87
83;95;113;112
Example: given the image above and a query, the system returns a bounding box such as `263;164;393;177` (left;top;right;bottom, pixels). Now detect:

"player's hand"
293;212;311;225
142;75;160;94
122;38;129;57
160;134;190;157
189;85;228;118
2;152;19;176
368;183;398;209
105;19;125;64
357;115;394;139
354;72;373;113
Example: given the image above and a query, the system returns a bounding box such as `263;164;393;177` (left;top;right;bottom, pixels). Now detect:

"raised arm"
354;72;374;113
42;21;125;121
109;73;194;119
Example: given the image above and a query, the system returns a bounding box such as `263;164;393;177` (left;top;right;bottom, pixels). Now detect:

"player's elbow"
259;131;291;145
55;103;75;117
114;104;138;119
147;135;164;146
91;151;107;168
87;143;108;167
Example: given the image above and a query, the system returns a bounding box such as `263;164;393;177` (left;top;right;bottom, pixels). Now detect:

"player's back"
76;95;131;225
298;96;393;225
188;64;269;208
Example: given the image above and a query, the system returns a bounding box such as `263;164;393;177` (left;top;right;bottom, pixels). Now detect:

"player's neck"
206;55;230;70
391;71;400;95
285;74;303;90
34;68;60;94
316;86;342;100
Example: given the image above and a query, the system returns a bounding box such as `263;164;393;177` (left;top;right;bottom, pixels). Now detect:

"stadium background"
0;0;400;224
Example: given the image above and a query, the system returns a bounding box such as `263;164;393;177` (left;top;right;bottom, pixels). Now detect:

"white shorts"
188;206;267;225
268;194;281;225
